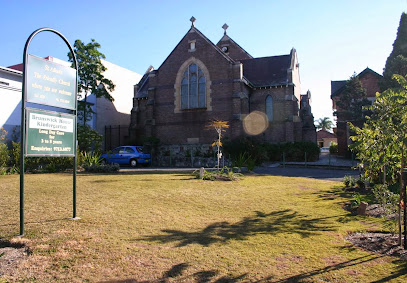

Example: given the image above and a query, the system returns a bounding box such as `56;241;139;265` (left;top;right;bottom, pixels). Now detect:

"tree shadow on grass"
271;254;407;283
101;262;247;282
139;210;337;247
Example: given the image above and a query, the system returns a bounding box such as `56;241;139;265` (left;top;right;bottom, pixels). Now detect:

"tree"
334;74;371;122
315;117;333;131
350;74;407;245
68;39;115;127
381;13;407;91
206;120;229;170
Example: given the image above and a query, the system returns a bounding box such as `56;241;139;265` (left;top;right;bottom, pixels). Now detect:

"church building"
130;18;316;148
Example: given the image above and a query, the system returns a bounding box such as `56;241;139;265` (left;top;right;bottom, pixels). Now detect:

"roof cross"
190;16;196;27
222;23;229;35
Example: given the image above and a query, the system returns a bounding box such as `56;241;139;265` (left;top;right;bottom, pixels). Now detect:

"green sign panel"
26;54;76;110
25;108;75;157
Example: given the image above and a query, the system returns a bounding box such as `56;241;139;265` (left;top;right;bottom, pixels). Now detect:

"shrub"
80;151;102;167
83;163;120;173
193;167;243;181
329;143;338;154
247;157;256;171
372;184;398;217
343;175;356;188
232;152;249;169
350;193;367;209
9;142;73;173
0;143;9;167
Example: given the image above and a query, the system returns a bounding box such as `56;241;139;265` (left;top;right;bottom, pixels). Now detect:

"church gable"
216;26;253;61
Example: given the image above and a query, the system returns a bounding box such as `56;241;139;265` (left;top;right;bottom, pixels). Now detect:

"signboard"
25;108;75;157
26;54;76;110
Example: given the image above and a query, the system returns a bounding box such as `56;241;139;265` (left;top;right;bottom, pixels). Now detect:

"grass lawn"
1;171;406;282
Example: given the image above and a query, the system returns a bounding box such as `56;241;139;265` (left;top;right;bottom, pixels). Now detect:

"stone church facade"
130;19;316;149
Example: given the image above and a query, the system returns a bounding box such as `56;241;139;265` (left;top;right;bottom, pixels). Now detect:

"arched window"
181;64;206;109
266;96;273;122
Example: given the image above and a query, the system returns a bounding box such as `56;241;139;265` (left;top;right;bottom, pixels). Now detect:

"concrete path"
120;166;359;182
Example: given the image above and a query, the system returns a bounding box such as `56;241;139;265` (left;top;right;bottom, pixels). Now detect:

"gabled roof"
330;81;346;98
241;54;291;87
216;34;253;61
331;67;382;98
317;129;336;139
157;25;235;72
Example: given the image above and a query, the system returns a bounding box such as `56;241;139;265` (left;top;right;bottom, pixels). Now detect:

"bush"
83;163;120;173
329;143;338;154
231;152;249;169
0;143;9;167
193;167;243;181
343;175;357;188
9;142;73;173
80;151;102;167
224;139;320;165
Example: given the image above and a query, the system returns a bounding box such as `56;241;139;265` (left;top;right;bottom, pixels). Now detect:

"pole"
305;152;307;168
403;168;407;249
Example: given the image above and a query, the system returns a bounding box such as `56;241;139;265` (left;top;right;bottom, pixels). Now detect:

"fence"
104;125;130;151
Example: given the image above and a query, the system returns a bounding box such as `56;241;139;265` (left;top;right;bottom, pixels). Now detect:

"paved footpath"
120;166;359;182
253;166;359;182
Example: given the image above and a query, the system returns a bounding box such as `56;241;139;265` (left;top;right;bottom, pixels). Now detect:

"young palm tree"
316;117;333;131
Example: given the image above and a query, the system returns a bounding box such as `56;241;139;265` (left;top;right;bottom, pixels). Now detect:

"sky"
1;0;406;123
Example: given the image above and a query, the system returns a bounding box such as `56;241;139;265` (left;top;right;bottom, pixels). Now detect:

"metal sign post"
20;28;78;236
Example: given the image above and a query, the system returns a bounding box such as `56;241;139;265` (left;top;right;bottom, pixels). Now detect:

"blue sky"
1;0;406;122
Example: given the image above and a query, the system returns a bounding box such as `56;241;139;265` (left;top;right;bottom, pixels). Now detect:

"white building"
0;57;141;149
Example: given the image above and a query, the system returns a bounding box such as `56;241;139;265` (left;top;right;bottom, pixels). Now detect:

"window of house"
266;96;273;122
181;64;206;109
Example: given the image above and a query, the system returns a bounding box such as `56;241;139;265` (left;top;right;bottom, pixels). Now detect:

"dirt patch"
346;232;407;260
0;247;30;277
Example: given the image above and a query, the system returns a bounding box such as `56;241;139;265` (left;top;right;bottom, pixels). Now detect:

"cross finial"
222;23;229;35
190;16;196;27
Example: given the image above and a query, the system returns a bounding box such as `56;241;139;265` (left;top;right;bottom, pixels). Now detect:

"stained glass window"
180;64;206;109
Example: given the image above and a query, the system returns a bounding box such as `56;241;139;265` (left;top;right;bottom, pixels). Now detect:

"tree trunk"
399;150;404;246
83;91;88;127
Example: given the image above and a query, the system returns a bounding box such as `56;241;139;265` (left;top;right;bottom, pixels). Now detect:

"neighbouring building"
316;129;337;148
331;67;382;156
2;57;141;149
130;18;316;154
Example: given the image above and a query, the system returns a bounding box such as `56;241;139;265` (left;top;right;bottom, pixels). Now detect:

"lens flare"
243;111;268;136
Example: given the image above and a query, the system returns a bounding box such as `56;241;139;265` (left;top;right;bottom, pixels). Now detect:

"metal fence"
104;125;130;151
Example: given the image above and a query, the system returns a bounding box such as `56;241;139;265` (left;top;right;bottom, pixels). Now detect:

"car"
99;146;151;167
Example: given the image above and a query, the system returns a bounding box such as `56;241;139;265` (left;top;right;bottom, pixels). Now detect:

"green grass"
0;172;406;282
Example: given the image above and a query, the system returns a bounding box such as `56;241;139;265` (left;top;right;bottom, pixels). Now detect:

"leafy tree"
68;39;115;127
381;13;407;91
350;74;407;245
77;124;103;152
315;117;333;131
206;120;229;170
334;74;371;122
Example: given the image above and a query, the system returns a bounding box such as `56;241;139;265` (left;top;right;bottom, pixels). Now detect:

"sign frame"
25;108;76;157
20;28;79;236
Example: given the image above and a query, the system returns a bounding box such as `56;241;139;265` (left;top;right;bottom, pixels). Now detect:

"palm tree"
316;117;333;131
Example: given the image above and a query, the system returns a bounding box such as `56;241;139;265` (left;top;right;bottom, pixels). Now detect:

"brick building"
130;19;316;151
331;67;382;156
